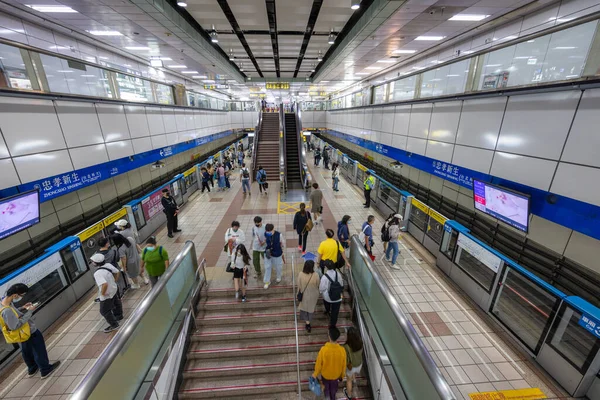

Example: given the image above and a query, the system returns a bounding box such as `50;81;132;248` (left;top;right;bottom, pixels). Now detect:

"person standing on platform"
161;188;180;238
240;163;251;195
360;216;375;260
140;236;169;286
293;203;312;255
331;163;340;192
90;253;123;333
1;283;60;379
363;171;375;208
237;149;244;167
263;223;285;289
319;260;344;328
343;327;364;400
310;183;323;225
200;167;211;193
207;163;215;188
251;216;266;278
314;147;321;166
217;163;226;191
112;233;144;289
256;165;268;195
337;215;351;250
114;219;141;250
385;214;404;270
313;327;346;400
323;147;330;169
297;260;320;333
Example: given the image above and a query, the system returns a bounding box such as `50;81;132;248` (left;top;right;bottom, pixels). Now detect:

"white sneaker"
390;264;401;270
385;256;390;262
235;291;239;299
143;276;150;285
130;284;140;289
276;278;282;283
263;282;270;289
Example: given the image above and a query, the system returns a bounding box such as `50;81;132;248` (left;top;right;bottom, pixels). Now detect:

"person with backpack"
381;213;395;253
90;253;123;333
240;163;251;195
96;237;128;294
256;165;268;194
316;229;349;275
313;327;346;400
1;283;60;378
200;167;211;193
207;163;215;188
263;223;285;289
232;244;251;302
297;260;320;333
140;236;170;286
385;214;404;270
293;202;312;255
337;215;351;250
359;215;375;261
319;260;344;328
112;233;143;289
343;327;364;400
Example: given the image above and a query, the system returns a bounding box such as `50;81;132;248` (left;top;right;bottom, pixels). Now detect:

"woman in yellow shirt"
313;327;346;400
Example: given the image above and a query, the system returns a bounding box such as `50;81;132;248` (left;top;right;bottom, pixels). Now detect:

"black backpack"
325;271;343;301
242;168;250;179
381;224;391;242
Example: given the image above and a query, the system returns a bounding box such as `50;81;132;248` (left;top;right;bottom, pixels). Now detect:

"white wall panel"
146;107;166;136
151;135;168;149
131;137;153;154
124;105;150;139
520;4;558;35
185;110;195;130
0;134;10;159
96;104;130;143
68;144;109;169
55;101;104;147
315;111;326;125
425;141;453;163
551;163;600;206
162;108;177;133
105;140;134;160
0;159;20;190
429;101;461;144
452;145;494;174
497;92;580;159
13;150;73;183
381;107;395;133
380;132;392;146
392;105;411;136
406;137;427;155
407;103;432;139
490;152;557;191
456;97;506;150
0;98;66;157
564;231;600;274
371;108;383;132
561;89;600;167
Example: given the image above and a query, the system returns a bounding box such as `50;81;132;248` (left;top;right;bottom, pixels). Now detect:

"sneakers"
242;295;247;303
103;325;119;333
275;278;282;283
305;323;312;333
343;387;354;400
130;283;140;289
235;290;239;299
143;276;150;285
298;245;302;251
385;256;390;262
27;366;39;377
41;361;61;380
390;264;401;270
263;282;270;289
302;251;307;256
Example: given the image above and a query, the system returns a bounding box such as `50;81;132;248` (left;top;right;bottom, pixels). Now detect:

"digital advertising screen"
473;180;530;233
0;189;41;240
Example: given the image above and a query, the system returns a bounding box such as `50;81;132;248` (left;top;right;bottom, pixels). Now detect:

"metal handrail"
71;241;198;400
252;110;263;176
294;103;309;190
291;254;302;398
279;103;287;192
349;235;455;400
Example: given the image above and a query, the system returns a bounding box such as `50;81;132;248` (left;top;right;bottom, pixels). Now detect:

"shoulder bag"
335;240;345;269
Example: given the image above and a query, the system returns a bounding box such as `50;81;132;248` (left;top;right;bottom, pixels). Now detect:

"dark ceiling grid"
216;0;264;77
215;30;338;36
265;0;280;78
293;0;324;78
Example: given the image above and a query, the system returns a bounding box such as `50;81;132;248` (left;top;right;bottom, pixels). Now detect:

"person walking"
225;221;246;265
343;327;364;400
323;147;330;169
312;327;346;400
114;219;141;249
332;163;340;191
251;216;266;278
90;253;124;333
112;233;143;289
363;171;375;208
385;214;404;270
263;223;285;289
337;215;351;250
360;215;375;260
240;163;251;195
320;260;344;328
207;163;215;188
314;147;321;166
161;188;180;238
310;183;323;225
297;260;320;333
200;167;211;193
316;229;349;275
381;213;395;253
293;203;312;255
140;236;170;286
232;244;250;302
237;149;244;167
0;283;60;378
256;165;268;194
217;163;226;191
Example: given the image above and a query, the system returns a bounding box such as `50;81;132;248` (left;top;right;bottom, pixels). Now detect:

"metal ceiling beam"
215;0;264;77
215;30;338;36
265;0;280;77
293;0;324;78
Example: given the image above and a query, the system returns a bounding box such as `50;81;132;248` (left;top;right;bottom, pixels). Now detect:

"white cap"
114;219;128;228
394;214;404;220
90;253;105;263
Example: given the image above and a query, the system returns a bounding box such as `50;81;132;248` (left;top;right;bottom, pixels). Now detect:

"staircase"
284;113;303;189
178;283;371;399
255;112;280;181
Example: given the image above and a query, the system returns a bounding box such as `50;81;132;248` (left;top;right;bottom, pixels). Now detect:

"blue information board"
578;314;600;339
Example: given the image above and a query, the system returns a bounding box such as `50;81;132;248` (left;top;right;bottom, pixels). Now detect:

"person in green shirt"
140;236;169;287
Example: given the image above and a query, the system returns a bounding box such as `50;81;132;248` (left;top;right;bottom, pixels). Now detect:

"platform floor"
0;160;575;399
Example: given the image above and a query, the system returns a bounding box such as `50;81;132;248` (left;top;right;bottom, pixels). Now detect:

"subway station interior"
0;0;600;399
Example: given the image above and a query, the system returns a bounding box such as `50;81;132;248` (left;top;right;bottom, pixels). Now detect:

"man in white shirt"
319;260;344;328
90;253;123;333
224;220;246;262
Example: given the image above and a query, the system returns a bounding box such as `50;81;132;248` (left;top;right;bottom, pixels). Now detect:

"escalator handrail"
280;104;287;191
252;110;263;175
294;102;307;188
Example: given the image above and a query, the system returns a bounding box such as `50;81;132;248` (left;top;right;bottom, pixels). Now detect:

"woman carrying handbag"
297;260;320;333
293;203;312;255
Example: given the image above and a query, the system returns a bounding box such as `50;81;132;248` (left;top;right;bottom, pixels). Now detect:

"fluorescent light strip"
449;14;489;21
168;65;187;68
88;30;122;36
365;67;382;70
377;60;396;63
192;75;208;79
393;49;416;54
26;5;77;13
125;46;151;50
415;36;446;41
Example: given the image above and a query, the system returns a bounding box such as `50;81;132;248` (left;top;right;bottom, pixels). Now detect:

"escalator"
254;112;280;181
284;113;303;189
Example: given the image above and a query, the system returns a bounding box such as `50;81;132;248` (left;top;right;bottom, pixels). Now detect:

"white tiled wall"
0;97;249;189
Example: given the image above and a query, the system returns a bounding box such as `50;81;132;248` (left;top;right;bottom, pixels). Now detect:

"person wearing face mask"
232;244;251;302
1;283;60;378
337;215;351;250
224;221;246;264
90;253;123;333
263;223;285;289
161;188;180;238
140;237;170;287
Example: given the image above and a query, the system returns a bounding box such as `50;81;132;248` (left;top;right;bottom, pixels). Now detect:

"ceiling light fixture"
415;36;446;41
210;25;218;43
377;59;396;63
150;58;163;67
25;5;77;13
328;29;336;45
393;49;416;54
88;30;122;36
177;1;188;6
351;0;360;10
229;49;235;61
168;65;187;68
192;75;208;79
317;51;323;62
365;67;381;70
354;73;369;75
449;14;490;21
240;63;244;72
125;46;151;50
181;70;199;74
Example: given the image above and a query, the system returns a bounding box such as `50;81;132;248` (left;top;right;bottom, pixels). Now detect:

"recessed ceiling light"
377;59;396;63
159;57;172;61
25;5;77;13
449;14;490;21
192;75;208;79
150;59;163;67
181;71;199;74
393;49;416;54
125;46;151;50
351;0;360;10
554;46;577;50
354;73;369;75
88;30;122;36
168;65;187;68
365;67;381;70
177;1;188;6
415;36;446;41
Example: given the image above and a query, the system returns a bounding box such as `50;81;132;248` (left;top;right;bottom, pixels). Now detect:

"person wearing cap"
90;253;123;333
161;188;180;238
363;171;375;208
114;220;149;284
385;214;404;269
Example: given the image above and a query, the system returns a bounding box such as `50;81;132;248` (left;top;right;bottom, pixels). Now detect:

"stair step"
191;321;353;341
196;306;352;326
199;296;350;310
206;284;293;297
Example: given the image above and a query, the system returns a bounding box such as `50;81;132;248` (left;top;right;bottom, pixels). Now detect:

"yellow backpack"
0;306;31;344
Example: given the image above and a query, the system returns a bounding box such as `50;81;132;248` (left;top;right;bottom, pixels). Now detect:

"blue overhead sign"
578;314;600;339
